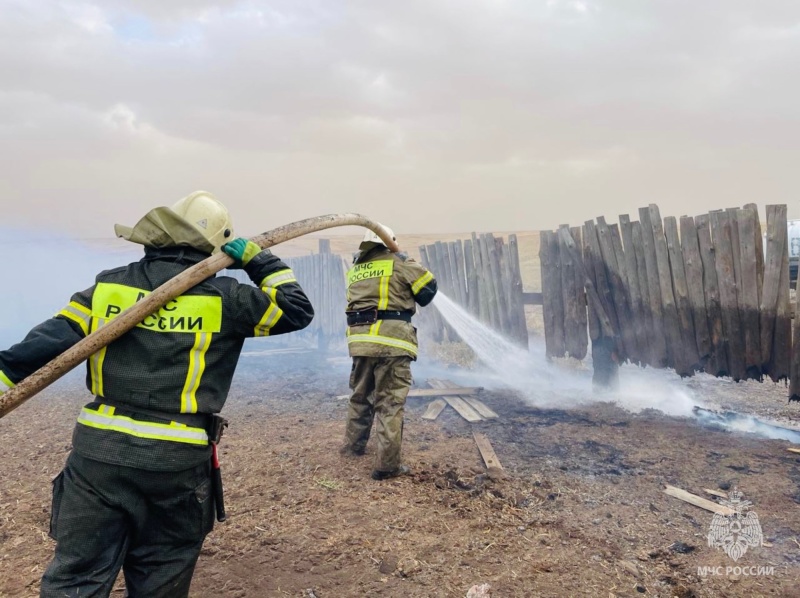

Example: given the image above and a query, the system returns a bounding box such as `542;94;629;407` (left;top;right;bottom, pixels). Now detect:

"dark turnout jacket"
0;246;313;471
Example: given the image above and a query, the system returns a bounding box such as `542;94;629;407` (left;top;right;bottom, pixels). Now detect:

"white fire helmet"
361;224;395;247
171;191;234;253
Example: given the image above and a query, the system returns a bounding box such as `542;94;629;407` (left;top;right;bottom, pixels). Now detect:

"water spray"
0;214;397;418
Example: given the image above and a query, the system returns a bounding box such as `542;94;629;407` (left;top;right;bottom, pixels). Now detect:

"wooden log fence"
416;234;528;348
541;204;800;397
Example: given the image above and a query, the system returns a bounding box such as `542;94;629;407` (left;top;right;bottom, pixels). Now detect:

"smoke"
692;407;800;444
428;293;699;415
0;226;140;349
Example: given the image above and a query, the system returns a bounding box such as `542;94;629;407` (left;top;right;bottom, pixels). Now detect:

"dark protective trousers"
41;452;214;598
344;355;412;472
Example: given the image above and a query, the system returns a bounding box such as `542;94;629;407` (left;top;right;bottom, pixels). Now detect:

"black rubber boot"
371;464;410;481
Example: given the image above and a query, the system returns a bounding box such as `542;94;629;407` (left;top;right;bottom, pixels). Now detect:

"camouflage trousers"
344;355;413;472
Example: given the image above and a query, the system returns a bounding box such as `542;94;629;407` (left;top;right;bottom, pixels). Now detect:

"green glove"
222;238;262;269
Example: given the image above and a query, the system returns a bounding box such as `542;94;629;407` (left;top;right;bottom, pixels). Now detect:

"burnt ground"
2;345;800;597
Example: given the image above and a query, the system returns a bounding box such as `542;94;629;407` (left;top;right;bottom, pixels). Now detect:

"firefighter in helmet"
0;191;313;597
341;224;437;480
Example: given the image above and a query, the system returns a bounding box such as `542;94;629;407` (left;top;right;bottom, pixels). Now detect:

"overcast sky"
2;0;799;239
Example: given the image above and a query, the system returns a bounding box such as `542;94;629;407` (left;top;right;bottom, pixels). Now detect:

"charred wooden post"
710;210;746;381
557;227;617;387
507;234;529;348
583;224;601;343
648;205;688;375
463;239;480;316
585;220;621;355
664;216;700;371
594;218;631;361
619;216;647;365
695;214;727;376
791;276;800;401
478;234;501;331
680;216;711;366
736;208;762;379
631;221;655;366
638;207;668;367
558;226;584;359
540;230;566;358
769;205;792;382
760;205;787;379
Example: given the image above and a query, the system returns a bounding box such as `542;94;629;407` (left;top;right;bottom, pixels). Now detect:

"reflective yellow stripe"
0;370;15;390
254;301;283;337
378;274;391;310
346;334;418;356
412;271;434;295
260;269;297;288
77;406;209;445
57;301;92;336
93;282;222;334
180;333;211;413
347;260;395;287
89;318;108;396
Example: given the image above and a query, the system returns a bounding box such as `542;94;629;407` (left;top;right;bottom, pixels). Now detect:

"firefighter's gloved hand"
222;238;262;269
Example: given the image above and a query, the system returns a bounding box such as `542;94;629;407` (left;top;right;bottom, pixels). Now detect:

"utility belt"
346;309;412;326
90;398;229;522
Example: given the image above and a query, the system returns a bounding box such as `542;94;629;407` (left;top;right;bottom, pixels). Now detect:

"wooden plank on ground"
336;387;484;401
428;378;498;419
664;484;734;516
787;447;800;454
473;431;504;470
422;399;447;420
704;488;728;499
427;379;485;422
413;387;483;397
444;397;483;422
464;398;499;419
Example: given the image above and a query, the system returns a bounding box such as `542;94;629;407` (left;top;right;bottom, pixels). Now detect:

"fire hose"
0;213;399;419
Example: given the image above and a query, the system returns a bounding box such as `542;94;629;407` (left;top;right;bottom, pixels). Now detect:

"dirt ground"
2;345;800;598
